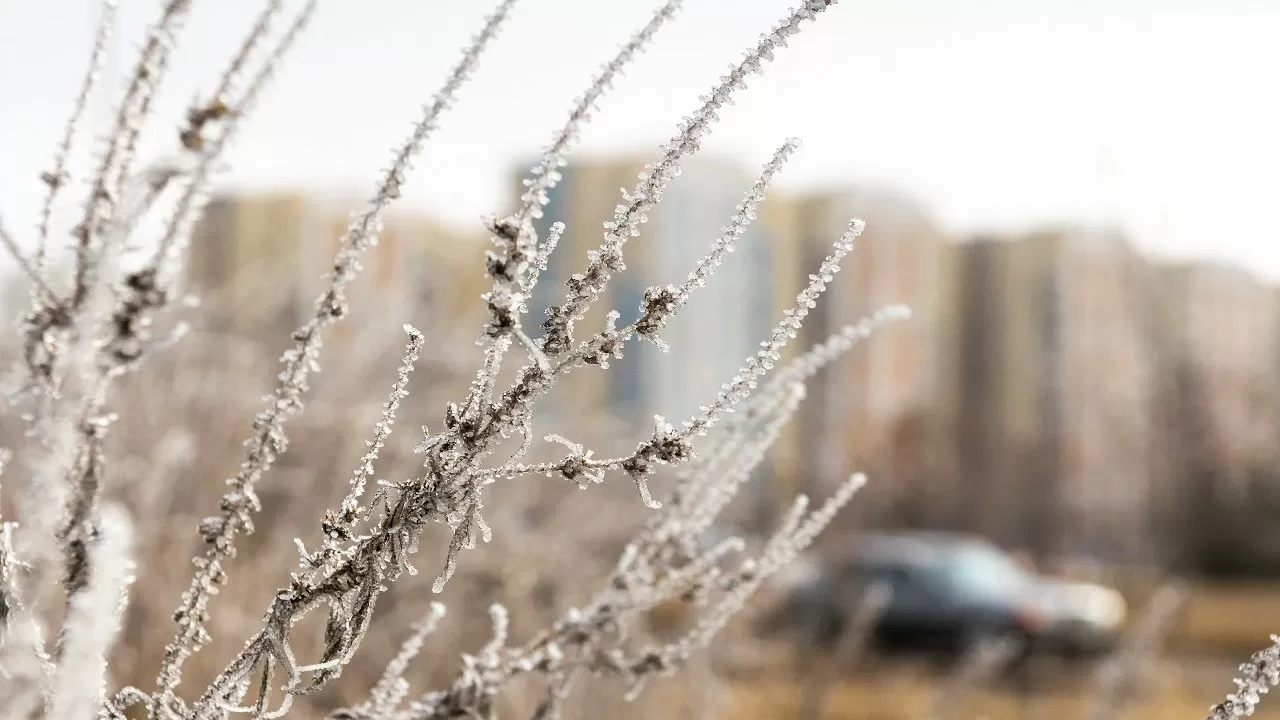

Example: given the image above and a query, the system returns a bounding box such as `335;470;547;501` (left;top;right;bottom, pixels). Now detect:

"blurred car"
777;531;1126;661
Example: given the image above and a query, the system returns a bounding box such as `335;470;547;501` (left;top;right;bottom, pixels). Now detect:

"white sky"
2;0;1279;278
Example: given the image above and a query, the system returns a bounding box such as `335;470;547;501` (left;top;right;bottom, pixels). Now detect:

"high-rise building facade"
187;191;484;359
785;187;948;529
189;192;345;338
1148;261;1280;491
941;229;1155;564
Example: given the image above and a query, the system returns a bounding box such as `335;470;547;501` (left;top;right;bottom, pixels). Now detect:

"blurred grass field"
1165;580;1280;654
702;577;1280;719
716;675;1271;720
1100;574;1280;656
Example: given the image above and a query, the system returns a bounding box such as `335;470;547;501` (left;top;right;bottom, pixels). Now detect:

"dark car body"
781;532;1125;661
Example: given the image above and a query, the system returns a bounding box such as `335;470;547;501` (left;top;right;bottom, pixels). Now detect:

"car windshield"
945;544;1031;600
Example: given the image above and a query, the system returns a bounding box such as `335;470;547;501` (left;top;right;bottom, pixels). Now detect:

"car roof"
842;531;997;569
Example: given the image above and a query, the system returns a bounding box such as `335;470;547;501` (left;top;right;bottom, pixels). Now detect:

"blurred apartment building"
1146;262;1280;495
785;189;947;531
188;191;489;360
940;228;1156;565
507;152;1280;568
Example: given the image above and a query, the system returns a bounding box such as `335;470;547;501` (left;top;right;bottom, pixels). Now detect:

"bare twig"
36;0;119;270
0;214;59;303
796;581;891;720
1091;580;1186;720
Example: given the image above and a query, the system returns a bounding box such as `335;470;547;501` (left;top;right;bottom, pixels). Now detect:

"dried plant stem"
1209;635;1280;720
1091;580;1186;720
475;0;685;413
795;581;891;720
155;2;521;709
36;0;119;270
331;314;896;719
539;0;838;356
45;504;133;720
73;0;194;307
0;214;59;304
928;635;1022;720
0;1;911;717
149;0;319;282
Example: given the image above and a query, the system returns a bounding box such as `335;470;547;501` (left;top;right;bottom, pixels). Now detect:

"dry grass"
695;576;1280;720
1106;572;1280;655
717;673;1277;720
1169;582;1280;655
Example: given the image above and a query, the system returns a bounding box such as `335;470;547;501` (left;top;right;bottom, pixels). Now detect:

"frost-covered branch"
157;3;521;709
539;0;838;356
0;0;910;717
1208;636;1280;720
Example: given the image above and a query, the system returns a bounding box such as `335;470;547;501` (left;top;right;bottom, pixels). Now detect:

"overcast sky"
3;0;1279;278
